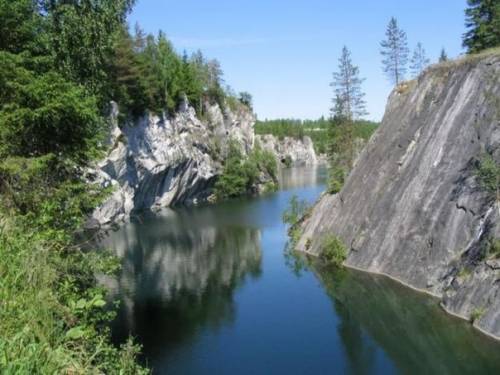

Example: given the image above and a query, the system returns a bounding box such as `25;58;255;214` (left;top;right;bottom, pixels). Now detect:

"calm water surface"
100;167;500;374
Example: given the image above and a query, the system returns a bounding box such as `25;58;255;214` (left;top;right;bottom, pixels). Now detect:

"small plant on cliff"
282;195;310;227
476;154;500;200
320;234;347;267
471;307;486;323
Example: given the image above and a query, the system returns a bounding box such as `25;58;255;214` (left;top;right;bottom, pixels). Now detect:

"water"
99;167;500;374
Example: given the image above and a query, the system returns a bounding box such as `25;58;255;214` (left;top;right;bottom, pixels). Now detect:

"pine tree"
463;0;500;53
380;17;409;85
439;48;448;62
410;42;430;77
330;46;367;120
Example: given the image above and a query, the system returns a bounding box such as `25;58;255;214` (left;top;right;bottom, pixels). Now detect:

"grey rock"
298;53;500;338
256;134;318;167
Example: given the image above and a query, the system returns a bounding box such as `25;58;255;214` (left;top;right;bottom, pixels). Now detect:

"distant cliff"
297;51;500;339
256;134;318;167
88;101;318;227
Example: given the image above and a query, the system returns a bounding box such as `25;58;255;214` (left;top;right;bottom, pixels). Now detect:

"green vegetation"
319;234;348;267
476;154;500;199
255;118;378;155
214;141;277;199
463;0;500;54
380;17;409;85
471;307;486;323
282;195;312;246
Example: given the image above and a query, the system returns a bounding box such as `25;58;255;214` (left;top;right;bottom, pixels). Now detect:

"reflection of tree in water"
99;207;262;361
315;265;500;375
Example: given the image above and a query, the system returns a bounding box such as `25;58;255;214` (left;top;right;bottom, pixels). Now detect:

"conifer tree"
380;17;409;85
463;0;500;53
410;42;430;77
330;46;367;120
439;48;448;62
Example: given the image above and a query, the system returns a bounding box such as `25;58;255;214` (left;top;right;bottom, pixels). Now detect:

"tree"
410;42;430;77
463;0;500;53
380;17;409;85
330;46;367;120
41;0;136;106
238;92;253;109
439;48;448;62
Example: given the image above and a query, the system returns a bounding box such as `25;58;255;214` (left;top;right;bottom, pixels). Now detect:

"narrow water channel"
99;167;500;374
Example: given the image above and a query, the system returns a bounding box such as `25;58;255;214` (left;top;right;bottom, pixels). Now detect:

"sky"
129;0;467;121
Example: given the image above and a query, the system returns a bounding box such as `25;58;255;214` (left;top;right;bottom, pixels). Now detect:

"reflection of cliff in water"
278;166;326;190
99;207;262;359
315;266;500;375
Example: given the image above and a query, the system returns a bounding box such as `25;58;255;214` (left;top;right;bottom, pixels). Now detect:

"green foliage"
320;234;347;267
331;46;367;119
475;154;500;197
471;307;486;323
380;17;409;85
463;0;500;54
487;238;500;258
0;52;103;161
0;1;148;371
214;141;277;199
282;195;310;227
0;219;147;374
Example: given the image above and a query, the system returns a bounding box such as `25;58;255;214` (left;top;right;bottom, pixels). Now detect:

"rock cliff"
297;51;500;339
256;134;318;167
88;102;255;227
88;102;319;227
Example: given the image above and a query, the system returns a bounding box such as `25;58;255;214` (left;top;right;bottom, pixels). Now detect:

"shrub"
327;165;346;194
320;234;347;267
488;238;500;258
214;141;277;199
471;307;485;323
476;154;500;197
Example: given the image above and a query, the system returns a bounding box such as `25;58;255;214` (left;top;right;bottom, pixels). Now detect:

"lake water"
99;167;500;374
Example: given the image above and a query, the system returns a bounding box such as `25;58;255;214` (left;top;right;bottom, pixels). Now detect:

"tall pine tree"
330;46;367;120
380;17;409;85
439;48;448;62
463;0;500;53
410;42;430;77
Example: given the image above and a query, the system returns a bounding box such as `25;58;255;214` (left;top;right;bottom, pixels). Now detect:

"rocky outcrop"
256;134;318;167
297;52;500;338
87;101;255;227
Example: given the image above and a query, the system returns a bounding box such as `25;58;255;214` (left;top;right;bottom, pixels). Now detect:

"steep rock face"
89;102;255;226
297;53;500;338
256;134;318;166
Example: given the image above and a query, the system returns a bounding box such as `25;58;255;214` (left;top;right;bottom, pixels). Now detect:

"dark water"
99;167;500;375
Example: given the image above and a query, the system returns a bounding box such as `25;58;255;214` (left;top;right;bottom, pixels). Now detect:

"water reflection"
99;208;262;361
315;266;500;375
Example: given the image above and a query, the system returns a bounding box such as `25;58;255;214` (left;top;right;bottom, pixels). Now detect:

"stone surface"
256;134;318;167
89;102;254;227
297;53;500;338
89;102;318;227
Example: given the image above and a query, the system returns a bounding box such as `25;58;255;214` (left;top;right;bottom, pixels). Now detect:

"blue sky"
129;0;467;121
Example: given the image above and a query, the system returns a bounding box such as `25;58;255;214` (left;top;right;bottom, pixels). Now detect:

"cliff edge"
297;51;500;338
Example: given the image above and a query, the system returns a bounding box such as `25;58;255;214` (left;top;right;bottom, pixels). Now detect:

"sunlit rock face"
298;53;500;338
256;134;318;167
89;102;255;226
97;208;262;347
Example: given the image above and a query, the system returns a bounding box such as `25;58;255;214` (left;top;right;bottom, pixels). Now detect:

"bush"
214;141;277;199
320;234;347;267
327;165;346;194
282;195;310;226
476;154;500;197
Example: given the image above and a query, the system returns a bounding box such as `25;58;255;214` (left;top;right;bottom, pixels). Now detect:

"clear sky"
129;0;467;121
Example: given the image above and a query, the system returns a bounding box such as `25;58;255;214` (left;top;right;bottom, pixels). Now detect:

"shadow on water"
99;207;263;363
312;263;500;375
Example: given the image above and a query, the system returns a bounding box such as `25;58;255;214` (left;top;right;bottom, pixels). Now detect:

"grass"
0;220;147;374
